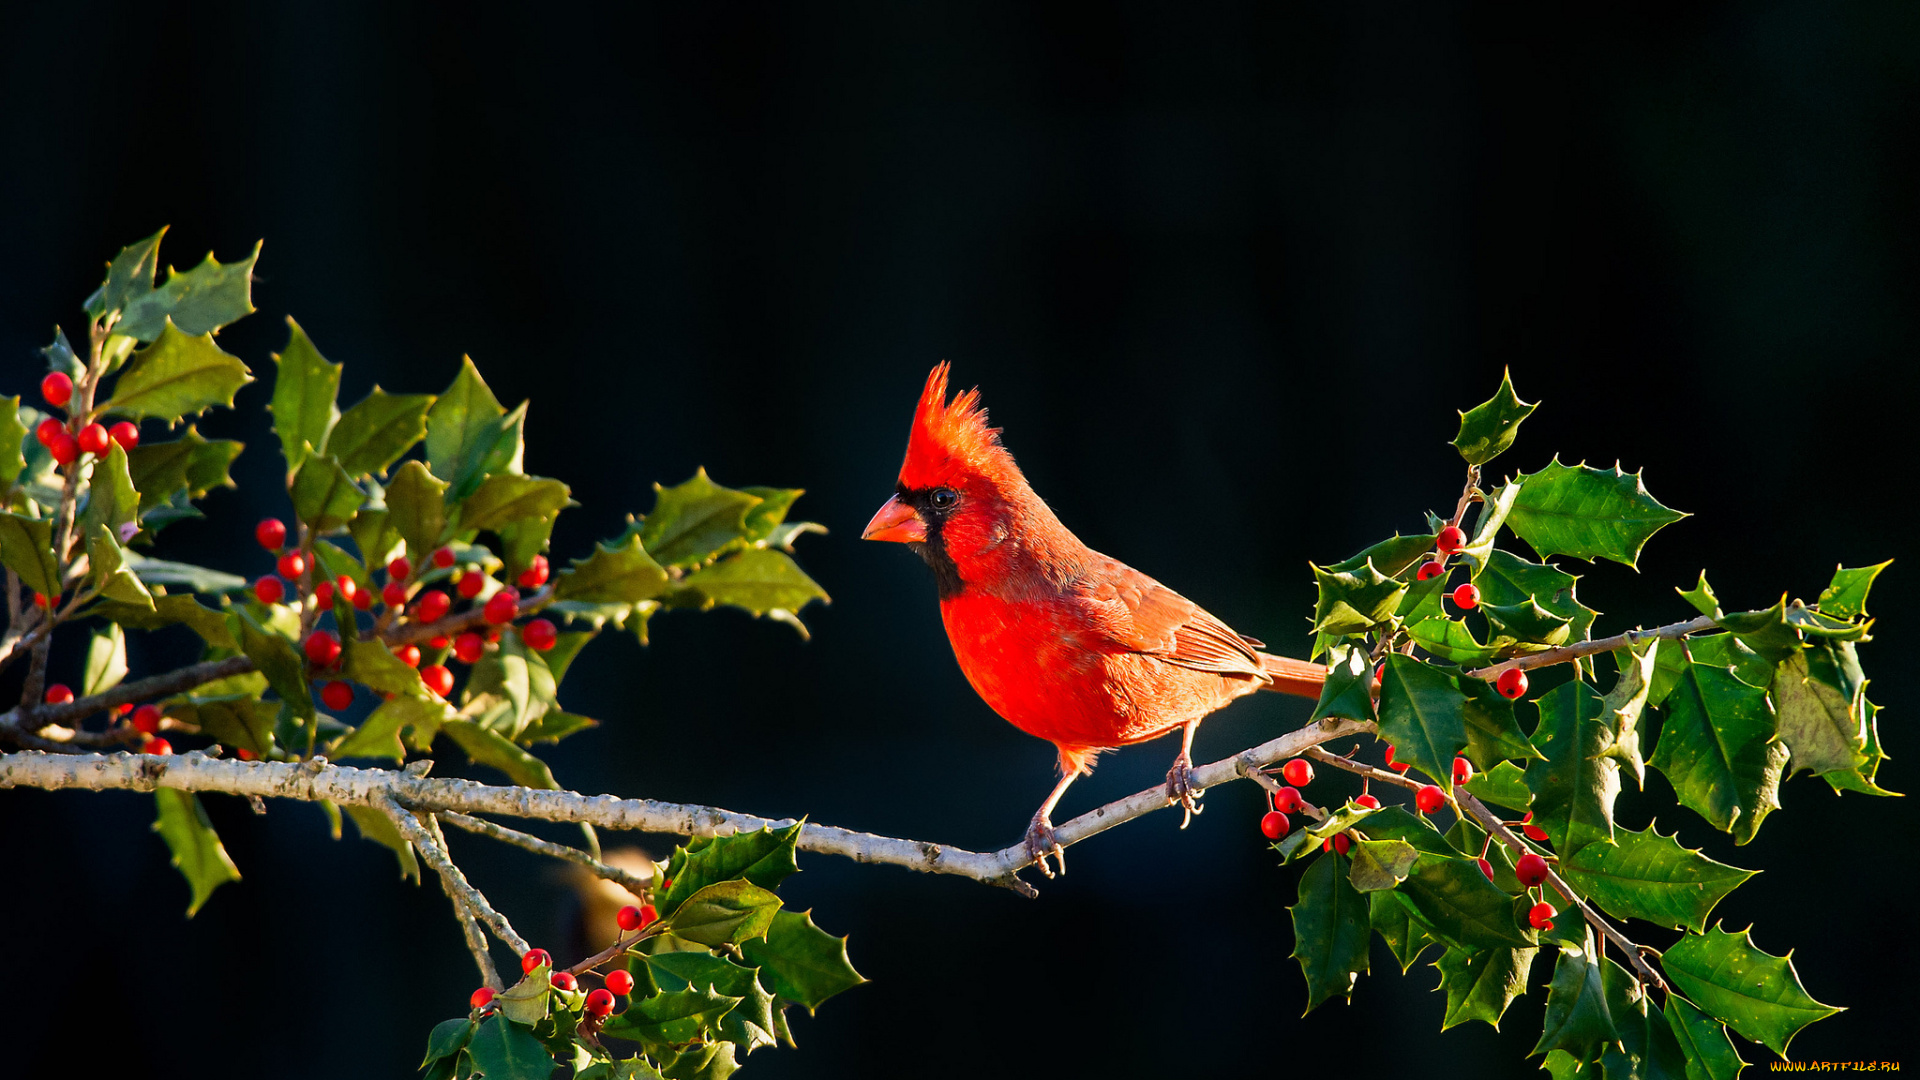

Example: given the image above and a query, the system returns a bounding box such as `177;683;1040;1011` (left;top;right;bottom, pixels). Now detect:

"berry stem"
439;811;655;896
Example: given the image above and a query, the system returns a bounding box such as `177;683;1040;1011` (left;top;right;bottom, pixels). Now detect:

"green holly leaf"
1452;369;1538;466
1600;956;1690;1080
1483;598;1574;647
1434;943;1538;1030
453;473;571;536
646;953;778;1055
1650;664;1786;845
1459;480;1524;569
425;357;523;500
78;443;140;543
108;240;260;342
1661;925;1843;1058
1600;640;1659;787
125;425;242;512
1557;825;1754;934
1816;560;1890;621
555;532;670;605
0;395;26;486
327;388;432;478
1821;695;1898;797
84;525;154;610
1346;838;1419;892
0;513;60;597
517;708;598;746
79;624;127;697
1347;804;1459;858
102;319;253;422
1532;937;1618;1062
1715;597;1802;665
1647;633;1771;708
676;548;830;634
1375;654;1469;787
1288;851;1371;1012
383;460;449;560
1306;643;1378;725
1461;679;1543;767
739;909;866;1014
601;988;742;1047
1663;996;1748;1080
497;515;554;582
463;631;556;739
1463;760;1533;812
659;824;803;917
267;317;341;472
290;454;364;533
332;694;449;761
464;1016;554;1080
1475;550;1597;644
170;693;275;757
1328;533;1437;579
640;469;764;568
1369;891;1436;973
1770;644;1868;778
1504;459;1687;569
1677;571;1722;619
1273;802;1382;863
441;719;559;790
660;1043;738;1080
86;228;167;323
90;594;237;650
1408;613;1502;666
340;802;421;881
153;789;241;915
1311;558;1408;636
666;880;783;947
1525;681;1620;853
121;551;248;594
1395;852;1535;951
421;1018;475;1070
237;608;315;726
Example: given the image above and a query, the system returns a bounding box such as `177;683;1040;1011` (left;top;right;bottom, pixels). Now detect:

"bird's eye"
929;488;959;511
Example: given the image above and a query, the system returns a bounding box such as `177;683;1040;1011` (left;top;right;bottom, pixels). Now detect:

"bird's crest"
898;362;1016;490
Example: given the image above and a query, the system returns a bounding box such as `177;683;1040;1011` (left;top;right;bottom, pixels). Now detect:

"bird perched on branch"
863;364;1327;876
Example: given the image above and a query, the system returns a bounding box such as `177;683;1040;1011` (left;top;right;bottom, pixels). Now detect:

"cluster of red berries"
473;904;659;1021
33;374;142;465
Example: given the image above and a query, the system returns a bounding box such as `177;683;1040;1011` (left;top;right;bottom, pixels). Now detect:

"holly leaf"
332;694;449;761
1558;825;1754;934
328;388;432;478
1288;851;1371;1012
600;988;741;1047
1600;956;1691;1080
441;719;559;790
1311;558;1407;636
86;228;167;323
425;357;522;500
666;880;783;947
555;532;670;604
1306;643;1377;725
172;694;276;757
0;396;26;487
1272;802;1382;863
237;609;315;726
1650;664;1786;845
465;1016;553;1080
1663;996;1748;1080
1463;760;1533;812
1461;678;1542;767
1601;639;1658;787
1434;943;1537;1030
82;623;128;696
454;473;571;536
85;525;154;610
110;241;261;342
1459;480;1524;569
1408;613;1502;666
646;953;778;1055
1661;925;1843;1058
739;909;866;1014
153;789;241;915
1770;644;1868;778
1394;853;1535;951
1369;892;1436;973
79;443;140;543
1346;839;1418;892
0;513;60;597
125;426;242;512
267;317;341;472
1821;695;1898;797
1715;597;1802;665
1532;937;1618;1062
121;551;248;594
676;548;829;632
103;319;253;422
640;469;764;568
384;460;449;559
1452;369;1538;466
90;594;237;650
1483;599;1573;647
290;454;364;533
1475;550;1597;645
1816;560;1890;621
658;824;803;917
518;708;598;746
1328;533;1437;578
1504;459;1687;569
1375;654;1468;787
1525;681;1620;852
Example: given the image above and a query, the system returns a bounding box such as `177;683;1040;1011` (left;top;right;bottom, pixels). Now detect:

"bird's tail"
1258;653;1328;699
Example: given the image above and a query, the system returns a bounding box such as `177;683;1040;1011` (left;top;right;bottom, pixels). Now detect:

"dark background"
3;2;1917;1077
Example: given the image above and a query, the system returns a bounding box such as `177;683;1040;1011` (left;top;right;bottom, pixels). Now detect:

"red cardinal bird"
863;364;1327;876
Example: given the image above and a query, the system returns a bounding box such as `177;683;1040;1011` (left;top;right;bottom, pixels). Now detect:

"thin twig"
1464;616;1716;682
441;811;654;896
4;656;254;739
375;793;530;956
566;926;666;978
423;814;504;990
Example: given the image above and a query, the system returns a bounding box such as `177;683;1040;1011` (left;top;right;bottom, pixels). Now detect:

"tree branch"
377;793;530;957
440;811;655;897
426;813;505;990
1464;616;1716;681
3;656;254;739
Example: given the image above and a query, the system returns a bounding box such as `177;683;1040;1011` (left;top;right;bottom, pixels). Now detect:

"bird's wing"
1079;557;1271;681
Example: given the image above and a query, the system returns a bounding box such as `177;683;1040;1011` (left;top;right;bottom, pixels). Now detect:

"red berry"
1451;583;1480;610
108;421;139;450
1271;786;1303;814
144;737;173;755
304;631;341;667
393;644;421;668
1529;901;1556;930
320;681;354;711
278;552;307;580
1523;823;1550;843
637;904;658;929
605;969;635;996
352;586;373;611
1515;852;1551;887
254;576;286;605
429;635;450;650
1435;524;1466;555
1329;833;1352;855
383;582;409;608
485;628;501;643
412;590;452;623
1259;810;1290;839
1372;661;1385;686
236;747;256;761
452;633;485;664
33;592;51;609
585;988;615;1017
1415;784;1447;813
34;418;63;446
1281;759;1313;787
43;683;73;705
388;556;412;581
522;618;557;652
617;905;645;931
116;702;133;716
550;971;578;991
1416;560;1446;581
433;546;457;569
1384;744;1411;772
456;571;486;599
314;580;334;606
1477;857;1495;880
47;432;79;464
131;704;162;735
483;588;520;625
335;576;358;605
521;949;551;974
518;554;550;590
421;664;454;698
1354;794;1380;810
470;987;495;1010
256;519;287;550
77;423;111;456
1453;757;1474;785
1496;667;1529;700
40;371;72;407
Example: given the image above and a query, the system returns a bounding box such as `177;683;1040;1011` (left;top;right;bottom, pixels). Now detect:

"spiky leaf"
667;880;783;947
1306;643;1378;725
104;320;253;422
1663;996;1747;1080
153;790;241;915
676;549;829;631
1525;681;1619;853
641;469;763;568
1395;853;1535;951
441;719;559;790
1288;851;1371;1012
268;317;341;471
1650;664;1785;844
556;532;670;604
465;1016;553;1080
1463;760;1533;812
1369;892;1436;973
454;473;570;535
0;396;26;486
425;357;521;500
1452;369;1538;465
1770;644;1868;778
290;454;363;533
1376;654;1469;787
1311;558;1407;636
1661;925;1842;1057
124;426;242;512
1558;826;1754;934
739;909;866;1013
1532;938;1618;1062
1434;943;1537;1030
110;241;261;341
1504;459;1686;569
0;513;60;597
1816;561;1890;621
328;388;432;478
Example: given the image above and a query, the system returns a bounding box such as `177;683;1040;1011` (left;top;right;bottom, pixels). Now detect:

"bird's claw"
1024;816;1065;878
1166;753;1203;829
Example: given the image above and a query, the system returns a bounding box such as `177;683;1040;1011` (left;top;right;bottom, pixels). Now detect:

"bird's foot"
1166;753;1203;829
1024;814;1065;878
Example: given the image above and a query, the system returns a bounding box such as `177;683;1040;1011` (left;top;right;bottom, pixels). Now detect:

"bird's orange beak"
862;494;927;543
